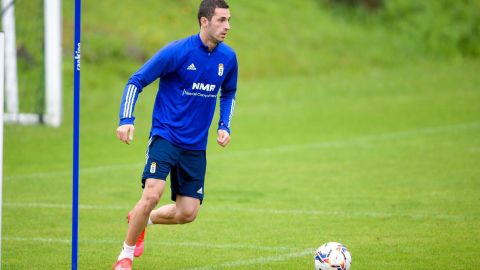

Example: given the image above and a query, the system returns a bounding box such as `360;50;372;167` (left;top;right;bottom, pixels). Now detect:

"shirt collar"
195;33;219;53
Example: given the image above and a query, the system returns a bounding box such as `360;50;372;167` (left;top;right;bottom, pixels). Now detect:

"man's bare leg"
115;178;165;265
125;179;165;245
149;195;200;225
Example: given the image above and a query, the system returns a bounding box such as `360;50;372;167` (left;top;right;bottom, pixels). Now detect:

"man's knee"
144;193;160;206
176;209;198;224
137;193;159;215
140;179;164;212
175;196;200;224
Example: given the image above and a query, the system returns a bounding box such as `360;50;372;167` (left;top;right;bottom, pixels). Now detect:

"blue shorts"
142;136;206;202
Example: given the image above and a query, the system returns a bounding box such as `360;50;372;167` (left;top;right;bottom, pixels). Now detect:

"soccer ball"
314;242;352;270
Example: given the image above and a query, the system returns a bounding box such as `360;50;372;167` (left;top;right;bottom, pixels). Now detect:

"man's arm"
217;55;238;147
117;82;140;145
116;43;179;144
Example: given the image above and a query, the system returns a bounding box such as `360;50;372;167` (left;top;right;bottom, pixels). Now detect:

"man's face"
204;8;231;43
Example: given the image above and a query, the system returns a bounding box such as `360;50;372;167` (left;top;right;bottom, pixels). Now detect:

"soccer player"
112;0;237;269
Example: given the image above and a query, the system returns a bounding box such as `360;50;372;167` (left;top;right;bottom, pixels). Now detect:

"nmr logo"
192;82;216;92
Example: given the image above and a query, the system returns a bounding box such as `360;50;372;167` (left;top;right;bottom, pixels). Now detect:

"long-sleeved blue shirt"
119;34;238;150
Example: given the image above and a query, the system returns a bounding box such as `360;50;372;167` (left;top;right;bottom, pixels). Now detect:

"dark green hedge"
323;0;480;57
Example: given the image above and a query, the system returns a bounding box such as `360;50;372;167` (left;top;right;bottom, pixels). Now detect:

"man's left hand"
217;129;231;147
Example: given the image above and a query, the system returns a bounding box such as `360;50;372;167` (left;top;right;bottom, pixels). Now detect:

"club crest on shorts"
150;162;156;174
218;63;224;76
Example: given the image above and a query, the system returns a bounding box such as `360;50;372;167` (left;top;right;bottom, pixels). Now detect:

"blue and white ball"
314;242;352;270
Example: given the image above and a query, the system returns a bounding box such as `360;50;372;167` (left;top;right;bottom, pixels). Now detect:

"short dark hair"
197;0;229;26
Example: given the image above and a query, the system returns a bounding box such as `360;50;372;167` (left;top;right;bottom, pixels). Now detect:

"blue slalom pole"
72;0;81;269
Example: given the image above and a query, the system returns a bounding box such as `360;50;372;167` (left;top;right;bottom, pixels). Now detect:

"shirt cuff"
218;121;230;134
119;117;135;126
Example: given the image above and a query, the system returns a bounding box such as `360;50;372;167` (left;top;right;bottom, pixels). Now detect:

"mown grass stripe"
3;236;298;252
4;120;480;181
182;248;314;270
3;202;470;220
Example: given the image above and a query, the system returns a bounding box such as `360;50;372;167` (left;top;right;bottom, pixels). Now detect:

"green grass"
3;0;480;269
4;60;479;269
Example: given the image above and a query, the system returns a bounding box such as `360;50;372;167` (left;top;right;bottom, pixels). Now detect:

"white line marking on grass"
3;202;128;210
3;202;468;220
211;120;480;158
182;248;314;270
3;237;72;244
5;121;480;181
3;163;141;181
206;207;467;220
3;237;296;251
160;242;297;251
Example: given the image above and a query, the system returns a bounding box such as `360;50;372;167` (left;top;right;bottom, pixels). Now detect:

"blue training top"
118;34;238;150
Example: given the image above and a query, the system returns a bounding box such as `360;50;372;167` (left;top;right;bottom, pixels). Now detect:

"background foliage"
323;0;480;57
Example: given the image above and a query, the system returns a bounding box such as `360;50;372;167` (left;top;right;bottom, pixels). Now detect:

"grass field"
3;0;480;269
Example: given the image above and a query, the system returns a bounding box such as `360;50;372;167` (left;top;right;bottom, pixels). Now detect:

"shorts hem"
171;192;204;204
141;176;167;189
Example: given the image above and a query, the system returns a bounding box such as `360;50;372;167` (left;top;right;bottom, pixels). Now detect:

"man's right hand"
116;124;135;145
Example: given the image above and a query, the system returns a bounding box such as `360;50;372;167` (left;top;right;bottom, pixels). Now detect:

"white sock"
117;242;135;261
147;217;153;226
